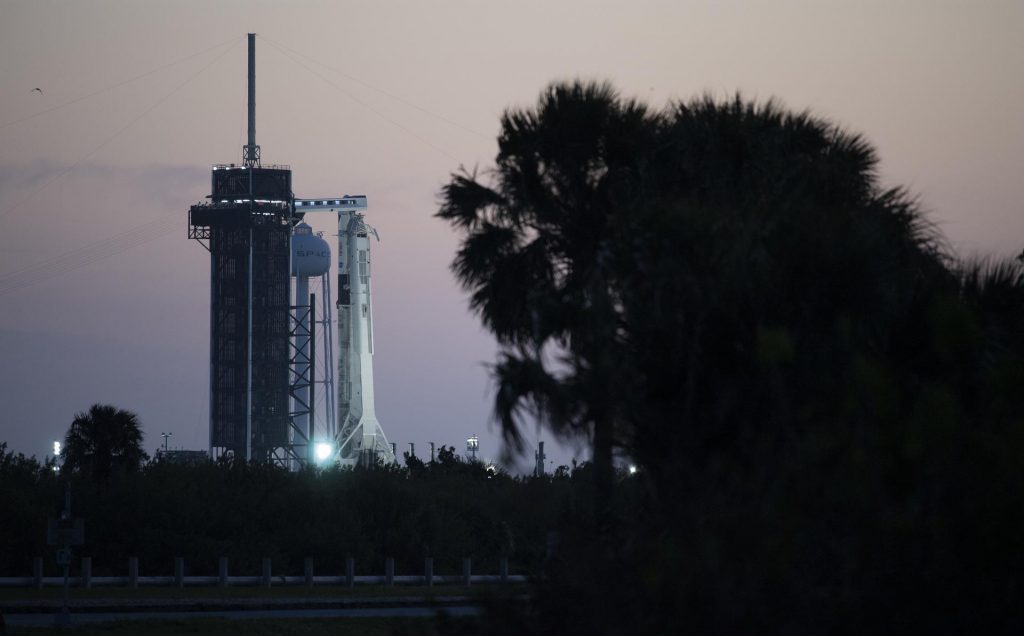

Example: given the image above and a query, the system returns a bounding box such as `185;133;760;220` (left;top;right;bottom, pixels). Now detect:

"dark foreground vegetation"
3;81;1022;634
0;444;591;579
436;82;1024;633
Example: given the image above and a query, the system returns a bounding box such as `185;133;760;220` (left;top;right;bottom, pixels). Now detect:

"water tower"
290;222;330;464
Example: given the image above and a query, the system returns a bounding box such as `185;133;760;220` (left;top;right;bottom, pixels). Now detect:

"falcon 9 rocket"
336;208;394;465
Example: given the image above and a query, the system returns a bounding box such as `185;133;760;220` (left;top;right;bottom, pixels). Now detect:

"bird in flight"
31;87;43;94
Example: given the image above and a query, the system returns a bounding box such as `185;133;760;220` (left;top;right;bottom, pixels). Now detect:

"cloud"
0;159;208;204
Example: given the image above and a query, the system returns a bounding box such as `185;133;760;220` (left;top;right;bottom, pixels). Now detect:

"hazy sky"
0;0;1021;471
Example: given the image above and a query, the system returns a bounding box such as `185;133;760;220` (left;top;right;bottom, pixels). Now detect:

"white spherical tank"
292;222;331;277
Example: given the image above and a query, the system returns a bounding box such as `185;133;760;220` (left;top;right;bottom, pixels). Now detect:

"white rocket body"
336;210;391;464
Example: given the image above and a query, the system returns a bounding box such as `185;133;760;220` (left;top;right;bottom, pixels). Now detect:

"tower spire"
243;33;260;167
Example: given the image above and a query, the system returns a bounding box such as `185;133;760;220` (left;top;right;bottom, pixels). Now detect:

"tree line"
0;435;600;579
436;82;1024;633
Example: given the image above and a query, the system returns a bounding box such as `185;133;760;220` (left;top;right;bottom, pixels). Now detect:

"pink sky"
0;0;1021;470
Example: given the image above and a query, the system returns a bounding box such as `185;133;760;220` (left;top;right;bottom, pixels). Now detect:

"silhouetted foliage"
438;81;1024;632
0;442;59;576
60;404;149;481
0;447;583;580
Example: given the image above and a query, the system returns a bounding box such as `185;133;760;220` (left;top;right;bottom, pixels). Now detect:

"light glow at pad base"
315;443;333;463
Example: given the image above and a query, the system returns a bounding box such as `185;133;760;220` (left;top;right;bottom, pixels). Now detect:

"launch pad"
188;34;394;467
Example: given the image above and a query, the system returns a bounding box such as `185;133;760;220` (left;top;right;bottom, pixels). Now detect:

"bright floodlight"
53;441;61;456
315;443;333;463
628;465;638;475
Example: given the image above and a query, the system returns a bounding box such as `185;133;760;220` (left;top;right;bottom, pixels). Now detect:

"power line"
258;34;491;141
0;38;243;295
0;212;180;297
0;210;177;281
0;38;241;223
0;224;179;297
0;32;488;296
260;37;464;164
0;36;240;131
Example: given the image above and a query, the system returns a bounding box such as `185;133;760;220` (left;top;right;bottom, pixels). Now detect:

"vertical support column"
218;557;229;587
246;227;253;462
174;557;185;588
262;558;272;588
304;557;314;587
32;556;43;589
500;557;509;584
319;274;337;442
309;293;315;461
209;237;215;458
128;557;139;589
81;557;92;589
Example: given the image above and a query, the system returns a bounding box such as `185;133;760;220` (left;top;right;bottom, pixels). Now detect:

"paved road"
4;604;481;627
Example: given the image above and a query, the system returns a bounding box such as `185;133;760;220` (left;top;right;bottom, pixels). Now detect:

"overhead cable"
0;212;180;297
0;38;241;223
0;36;240;131
260;37;464;163
259;34;491;141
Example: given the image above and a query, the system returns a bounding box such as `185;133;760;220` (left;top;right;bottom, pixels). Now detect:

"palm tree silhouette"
439;81;659;519
61;404;148;481
437;80;1024;633
437;82;959;515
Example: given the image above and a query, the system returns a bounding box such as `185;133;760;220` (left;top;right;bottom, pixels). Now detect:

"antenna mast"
243;33;260;167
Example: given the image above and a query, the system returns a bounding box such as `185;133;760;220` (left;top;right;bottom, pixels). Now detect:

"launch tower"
188;35;292;462
188;33;394;466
